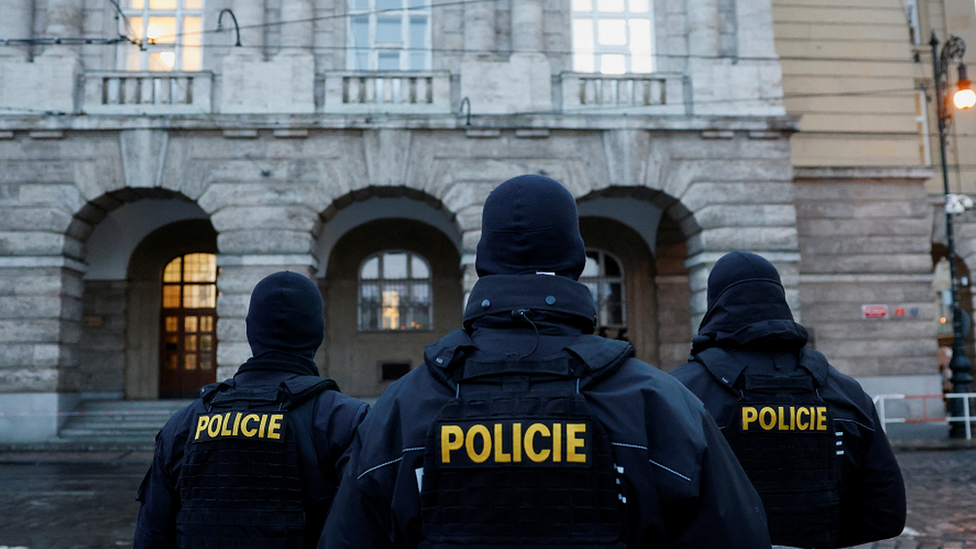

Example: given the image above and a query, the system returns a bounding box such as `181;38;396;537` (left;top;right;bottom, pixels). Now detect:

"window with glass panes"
120;0;203;71
359;251;432;331
572;0;654;74
580;249;626;329
161;253;217;376
348;0;431;71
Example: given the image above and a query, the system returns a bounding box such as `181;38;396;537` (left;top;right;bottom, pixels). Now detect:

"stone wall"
794;168;938;392
76;280;126;396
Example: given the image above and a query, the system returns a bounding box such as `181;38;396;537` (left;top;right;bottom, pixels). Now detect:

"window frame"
347;0;432;71
118;0;204;72
358;250;434;332
580;248;627;330
572;0;655;75
159;252;218;388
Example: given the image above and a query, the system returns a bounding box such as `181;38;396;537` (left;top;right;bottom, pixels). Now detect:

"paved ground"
1;445;976;548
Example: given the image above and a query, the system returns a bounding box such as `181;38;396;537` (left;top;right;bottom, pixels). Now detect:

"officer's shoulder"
604;356;704;402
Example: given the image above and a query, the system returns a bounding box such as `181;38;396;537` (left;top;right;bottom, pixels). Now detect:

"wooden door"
159;253;218;399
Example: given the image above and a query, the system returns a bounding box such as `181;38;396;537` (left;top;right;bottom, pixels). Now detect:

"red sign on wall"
861;304;889;319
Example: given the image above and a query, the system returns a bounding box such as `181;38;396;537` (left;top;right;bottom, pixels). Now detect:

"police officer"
670;251;907;549
319;175;771;548
134;271;369;549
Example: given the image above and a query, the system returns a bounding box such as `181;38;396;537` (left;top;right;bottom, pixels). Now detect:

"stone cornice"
792;166;935;182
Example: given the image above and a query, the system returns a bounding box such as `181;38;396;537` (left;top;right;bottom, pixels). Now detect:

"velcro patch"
192;411;287;442
435;419;592;468
737;404;828;433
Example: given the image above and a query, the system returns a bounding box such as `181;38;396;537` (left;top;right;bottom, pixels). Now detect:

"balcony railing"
323;71;452;114
560;73;685;114
63;69;685;116
82;71;213;115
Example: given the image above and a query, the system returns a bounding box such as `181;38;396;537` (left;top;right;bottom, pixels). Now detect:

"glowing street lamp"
953;64;976;109
931;32;975;438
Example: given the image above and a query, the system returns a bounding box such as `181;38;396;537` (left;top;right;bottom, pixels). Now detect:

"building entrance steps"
0;399;193;452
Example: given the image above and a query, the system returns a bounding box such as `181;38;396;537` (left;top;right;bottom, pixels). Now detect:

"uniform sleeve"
835;398;906;547
133;427;183;549
669;412;773;549
318;425;403;549
312;393;370;479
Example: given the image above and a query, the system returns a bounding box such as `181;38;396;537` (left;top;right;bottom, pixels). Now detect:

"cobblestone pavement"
1;448;976;548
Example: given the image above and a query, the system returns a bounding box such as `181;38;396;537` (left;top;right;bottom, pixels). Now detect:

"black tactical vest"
419;355;625;549
699;350;841;549
176;376;337;549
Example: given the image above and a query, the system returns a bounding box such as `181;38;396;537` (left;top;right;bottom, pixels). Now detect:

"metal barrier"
873;392;976;440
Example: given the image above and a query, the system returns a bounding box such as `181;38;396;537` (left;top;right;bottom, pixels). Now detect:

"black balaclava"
694;251;807;351
246;271;324;361
476;174;586;280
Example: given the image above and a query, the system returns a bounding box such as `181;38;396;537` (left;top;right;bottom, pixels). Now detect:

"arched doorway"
324;218;462;398
159;252;218;398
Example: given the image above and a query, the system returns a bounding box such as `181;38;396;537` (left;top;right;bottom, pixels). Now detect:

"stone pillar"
44;0;83;54
0;259;85;442
0;0;32;61
279;0;313;55
464;1;495;60
511;0;544;54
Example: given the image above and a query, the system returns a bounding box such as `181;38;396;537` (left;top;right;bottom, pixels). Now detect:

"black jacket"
320;274;771;549
134;354;369;549
670;253;906;548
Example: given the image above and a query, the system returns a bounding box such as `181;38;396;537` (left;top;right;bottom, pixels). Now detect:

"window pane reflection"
580;249;627;329
359;251;432;331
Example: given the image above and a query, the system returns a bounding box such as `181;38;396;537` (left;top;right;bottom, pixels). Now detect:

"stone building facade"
0;0;947;441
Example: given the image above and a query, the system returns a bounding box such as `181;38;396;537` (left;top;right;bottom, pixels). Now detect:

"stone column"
279;0;313;54
511;0;544;54
464;0;495;60
0;0;32;61
44;0;83;53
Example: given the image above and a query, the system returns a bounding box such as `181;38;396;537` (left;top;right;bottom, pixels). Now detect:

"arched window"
119;0;203;72
572;0;654;74
580;249;626;330
348;0;432;71
160;252;217;397
359;251;432;331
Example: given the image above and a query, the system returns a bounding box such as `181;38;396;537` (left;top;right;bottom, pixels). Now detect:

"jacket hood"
694;252;807;353
476;174;586;280
246;271;324;364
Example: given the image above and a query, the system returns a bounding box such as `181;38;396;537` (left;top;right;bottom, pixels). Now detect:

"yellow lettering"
817;407;827;431
797;407;809;430
232;412;241;436
241;414;259;437
466;424;491;463
207;414;222;438
759;407;776;430
267;414;284;440
525;423;551;462
195;415;210;440
441;425;464;463
790;406;796;430
512;423;522;463
259;414;268;438
553;423;562;462
778;407;788;431
742;407;758;431
221;413;233;436
566;423;586;464
494;423;511;463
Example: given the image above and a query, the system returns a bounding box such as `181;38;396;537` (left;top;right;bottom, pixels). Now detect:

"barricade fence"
872;393;976;440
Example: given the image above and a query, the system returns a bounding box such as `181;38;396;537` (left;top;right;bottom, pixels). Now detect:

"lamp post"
931;31;976;438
